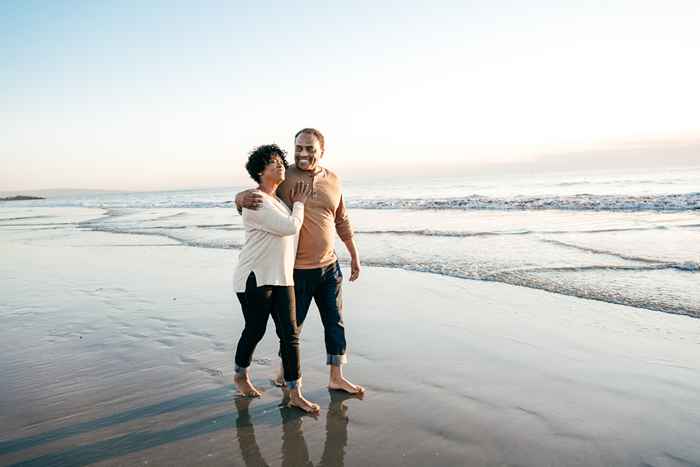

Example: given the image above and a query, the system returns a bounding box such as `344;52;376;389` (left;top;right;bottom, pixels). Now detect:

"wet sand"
1;214;700;466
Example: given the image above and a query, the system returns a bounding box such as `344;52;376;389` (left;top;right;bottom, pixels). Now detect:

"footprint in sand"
200;367;224;377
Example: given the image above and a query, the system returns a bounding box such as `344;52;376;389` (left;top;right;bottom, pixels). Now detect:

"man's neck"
297;165;324;176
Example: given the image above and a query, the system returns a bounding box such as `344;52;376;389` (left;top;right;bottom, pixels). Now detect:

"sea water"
2;166;699;317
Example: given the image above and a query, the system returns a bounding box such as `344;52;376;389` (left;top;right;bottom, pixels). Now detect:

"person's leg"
293;267;318;328
270;286;319;413
234;272;272;397
273;267;320;386
314;261;364;394
271;286;301;384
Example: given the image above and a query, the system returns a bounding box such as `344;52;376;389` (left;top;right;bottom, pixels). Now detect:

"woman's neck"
258;180;279;196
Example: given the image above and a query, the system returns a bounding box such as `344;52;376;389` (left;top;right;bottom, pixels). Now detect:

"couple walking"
232;128;364;413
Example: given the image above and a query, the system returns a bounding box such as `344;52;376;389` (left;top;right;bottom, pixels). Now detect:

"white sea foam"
12;193;700;211
347;192;700;211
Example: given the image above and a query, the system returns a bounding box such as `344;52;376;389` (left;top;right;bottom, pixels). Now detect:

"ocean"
2;166;699;317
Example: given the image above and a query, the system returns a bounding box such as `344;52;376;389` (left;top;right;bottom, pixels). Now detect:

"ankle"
234;373;249;382
234;365;250;380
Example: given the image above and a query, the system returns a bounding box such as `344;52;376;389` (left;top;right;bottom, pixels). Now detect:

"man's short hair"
294;128;325;152
245;144;288;184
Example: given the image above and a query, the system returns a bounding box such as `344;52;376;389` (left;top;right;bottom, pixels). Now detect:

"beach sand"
1;217;700;466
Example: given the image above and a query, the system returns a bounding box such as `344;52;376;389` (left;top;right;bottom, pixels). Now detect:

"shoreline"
0;196;45;202
13;205;692;319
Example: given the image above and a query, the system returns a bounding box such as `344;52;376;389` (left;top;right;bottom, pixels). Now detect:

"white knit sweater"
233;190;304;293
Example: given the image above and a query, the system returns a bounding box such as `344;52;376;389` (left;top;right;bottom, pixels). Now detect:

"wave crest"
347;192;700;211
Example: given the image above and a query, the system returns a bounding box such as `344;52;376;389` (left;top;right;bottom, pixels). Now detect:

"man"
235;128;364;395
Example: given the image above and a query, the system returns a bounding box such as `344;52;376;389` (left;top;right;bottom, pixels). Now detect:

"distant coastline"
0;195;45;202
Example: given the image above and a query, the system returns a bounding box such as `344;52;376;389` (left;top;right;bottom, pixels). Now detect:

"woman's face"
260;155;286;184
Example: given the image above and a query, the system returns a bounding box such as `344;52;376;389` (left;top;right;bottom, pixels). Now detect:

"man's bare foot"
234;374;261;397
329;375;365;396
288;389;321;414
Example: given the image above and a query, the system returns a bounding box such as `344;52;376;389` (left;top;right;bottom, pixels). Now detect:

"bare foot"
329;375;365;396
272;367;285;387
234;374;261;397
289;391;321;414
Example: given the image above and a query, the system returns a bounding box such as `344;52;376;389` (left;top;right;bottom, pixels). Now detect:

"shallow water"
3;167;699;317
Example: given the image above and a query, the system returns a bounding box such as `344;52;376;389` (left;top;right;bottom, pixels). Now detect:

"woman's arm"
243;197;304;236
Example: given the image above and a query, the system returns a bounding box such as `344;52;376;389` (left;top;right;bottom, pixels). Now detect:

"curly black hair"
245;144;289;184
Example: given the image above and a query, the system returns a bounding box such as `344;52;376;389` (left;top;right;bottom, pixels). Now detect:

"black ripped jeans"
234;272;301;385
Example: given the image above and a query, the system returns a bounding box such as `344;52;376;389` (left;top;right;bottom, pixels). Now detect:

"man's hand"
349;256;361;281
235;189;264;212
341;237;361;282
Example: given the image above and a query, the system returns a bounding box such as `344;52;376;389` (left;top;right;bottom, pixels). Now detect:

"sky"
2;0;699;191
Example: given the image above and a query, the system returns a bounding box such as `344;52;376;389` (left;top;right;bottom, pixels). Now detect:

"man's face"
294;132;323;171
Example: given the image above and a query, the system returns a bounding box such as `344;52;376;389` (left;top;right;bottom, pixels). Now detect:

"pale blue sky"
2;1;699;190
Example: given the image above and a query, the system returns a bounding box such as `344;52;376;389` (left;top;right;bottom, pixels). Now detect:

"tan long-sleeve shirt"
276;165;353;269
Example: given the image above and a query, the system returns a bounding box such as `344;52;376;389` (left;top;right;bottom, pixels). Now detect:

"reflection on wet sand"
235;398;270;467
235;390;359;467
1;386;357;466
320;391;350;467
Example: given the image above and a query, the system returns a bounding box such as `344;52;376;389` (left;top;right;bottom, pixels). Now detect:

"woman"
232;144;319;414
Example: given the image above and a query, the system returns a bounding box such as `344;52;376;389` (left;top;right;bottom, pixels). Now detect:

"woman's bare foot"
234;374;261;397
288;388;321;414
